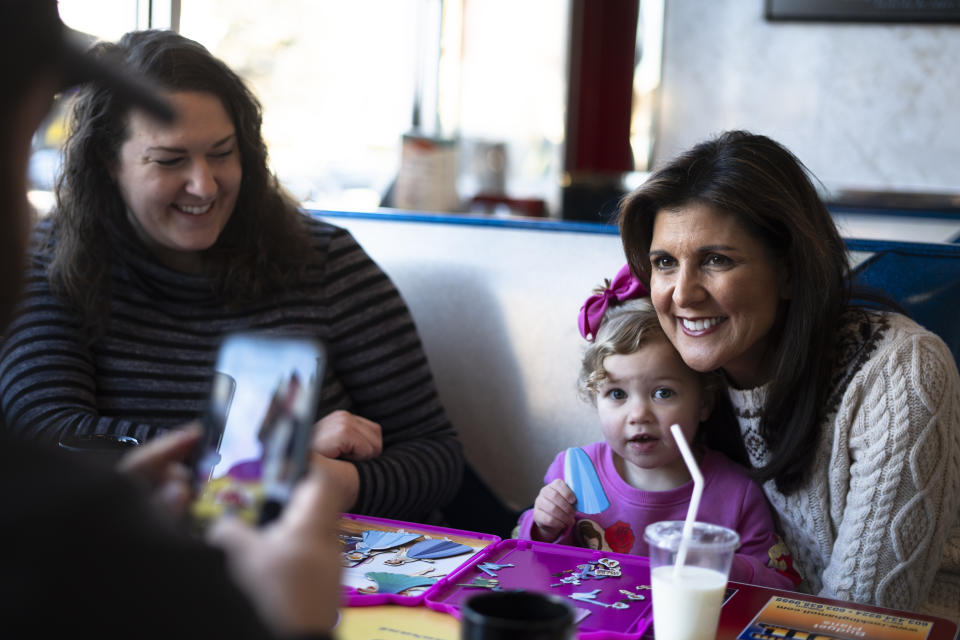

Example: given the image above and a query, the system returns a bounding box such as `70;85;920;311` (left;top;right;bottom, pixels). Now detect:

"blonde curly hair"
577;297;720;405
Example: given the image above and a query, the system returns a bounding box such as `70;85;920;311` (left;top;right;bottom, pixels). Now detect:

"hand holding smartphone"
192;332;325;529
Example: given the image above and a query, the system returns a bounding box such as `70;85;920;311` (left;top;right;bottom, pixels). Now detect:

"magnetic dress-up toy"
360;572;438;595
344;529;422;564
563;446;610;514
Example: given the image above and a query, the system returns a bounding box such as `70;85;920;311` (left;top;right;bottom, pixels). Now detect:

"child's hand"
531;479;577;542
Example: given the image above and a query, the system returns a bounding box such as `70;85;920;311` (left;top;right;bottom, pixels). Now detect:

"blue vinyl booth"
848;238;960;369
313;210;960;536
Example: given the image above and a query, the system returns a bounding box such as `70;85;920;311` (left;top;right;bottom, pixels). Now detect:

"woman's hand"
117;424;202;519
306;410;380;514
531;478;577;542
207;468;343;635
312;410;382;461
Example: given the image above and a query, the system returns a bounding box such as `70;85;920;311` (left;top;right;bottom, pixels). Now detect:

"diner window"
30;1;572;217
178;0;570;215
27;0;173;214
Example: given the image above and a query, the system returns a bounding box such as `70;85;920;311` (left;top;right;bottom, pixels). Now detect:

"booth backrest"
315;211;625;512
848;238;960;369
314;211;960;513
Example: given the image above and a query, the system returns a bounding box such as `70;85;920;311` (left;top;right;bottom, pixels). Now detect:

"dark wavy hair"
618;130;850;493
49;29;311;326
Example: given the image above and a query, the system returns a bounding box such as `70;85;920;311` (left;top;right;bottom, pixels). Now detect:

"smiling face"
596;336;712;492
648;202;789;388
113;90;241;273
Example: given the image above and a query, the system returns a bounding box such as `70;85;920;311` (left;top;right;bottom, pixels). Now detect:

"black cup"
58;433;140;466
461;591;575;640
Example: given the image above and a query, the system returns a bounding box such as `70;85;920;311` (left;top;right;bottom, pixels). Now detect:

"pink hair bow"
578;264;648;341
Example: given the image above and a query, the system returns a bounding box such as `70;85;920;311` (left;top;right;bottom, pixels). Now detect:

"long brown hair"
50;29;312;327
618;130;850;492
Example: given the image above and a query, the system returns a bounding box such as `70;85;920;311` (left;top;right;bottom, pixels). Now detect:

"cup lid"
643;520;740;552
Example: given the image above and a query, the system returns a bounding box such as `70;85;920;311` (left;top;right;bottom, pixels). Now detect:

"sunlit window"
180;0;428;212
28;0;142;214
179;0;569;215
31;1;571;217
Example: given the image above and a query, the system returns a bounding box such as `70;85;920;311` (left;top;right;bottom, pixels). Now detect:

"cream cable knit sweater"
728;310;960;620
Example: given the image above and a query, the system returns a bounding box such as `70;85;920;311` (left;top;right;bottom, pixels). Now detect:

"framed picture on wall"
765;0;960;23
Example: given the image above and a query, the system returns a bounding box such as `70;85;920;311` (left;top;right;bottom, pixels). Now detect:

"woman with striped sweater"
0;30;462;522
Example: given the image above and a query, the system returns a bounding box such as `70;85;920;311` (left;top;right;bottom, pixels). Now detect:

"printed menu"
738;595;933;640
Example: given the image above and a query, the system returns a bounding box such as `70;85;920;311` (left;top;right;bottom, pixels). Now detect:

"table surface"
337;580;959;640
339;604;459;640
716;581;957;640
335;514;958;640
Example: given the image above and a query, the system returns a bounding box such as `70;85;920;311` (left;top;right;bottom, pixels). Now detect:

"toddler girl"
515;265;801;590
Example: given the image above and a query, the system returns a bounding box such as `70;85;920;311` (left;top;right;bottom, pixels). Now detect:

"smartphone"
192;332;326;529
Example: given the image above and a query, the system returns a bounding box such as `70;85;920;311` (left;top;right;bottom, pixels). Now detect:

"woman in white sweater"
618;130;960;619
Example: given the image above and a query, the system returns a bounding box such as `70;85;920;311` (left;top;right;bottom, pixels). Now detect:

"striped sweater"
0;214;463;520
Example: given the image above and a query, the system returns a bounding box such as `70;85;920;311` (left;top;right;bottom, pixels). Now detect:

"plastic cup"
460;591;575;640
644;521;739;640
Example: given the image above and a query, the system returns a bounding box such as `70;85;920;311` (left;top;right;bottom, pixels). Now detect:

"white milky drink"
650;564;727;640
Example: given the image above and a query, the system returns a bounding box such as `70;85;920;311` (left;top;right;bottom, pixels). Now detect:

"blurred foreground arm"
118;423;202;518
208;468;342;636
119;426;341;636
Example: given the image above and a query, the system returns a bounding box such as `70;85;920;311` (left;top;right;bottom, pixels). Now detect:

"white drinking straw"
670;423;703;578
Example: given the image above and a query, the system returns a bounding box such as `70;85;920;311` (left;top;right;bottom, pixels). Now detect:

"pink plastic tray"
424;538;653;639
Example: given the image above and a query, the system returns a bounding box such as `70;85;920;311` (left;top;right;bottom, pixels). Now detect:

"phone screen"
192;332;325;529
